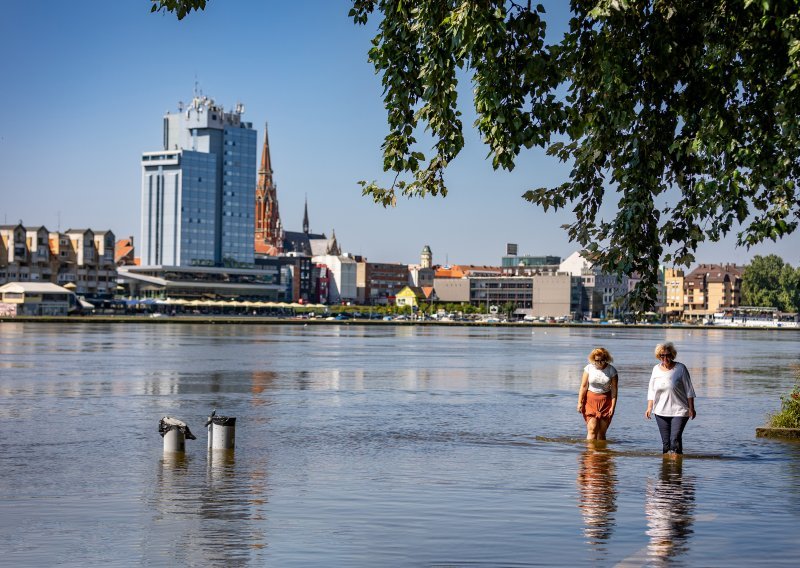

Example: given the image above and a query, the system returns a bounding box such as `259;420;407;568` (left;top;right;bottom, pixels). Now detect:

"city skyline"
1;1;798;268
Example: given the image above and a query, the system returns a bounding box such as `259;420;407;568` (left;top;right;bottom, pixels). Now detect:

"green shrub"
768;381;800;429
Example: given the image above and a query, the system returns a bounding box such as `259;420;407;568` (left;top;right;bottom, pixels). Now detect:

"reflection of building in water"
141;370;183;396
577;444;617;553
250;370;278;406
555;364;580;391
690;352;733;397
646;458;695;563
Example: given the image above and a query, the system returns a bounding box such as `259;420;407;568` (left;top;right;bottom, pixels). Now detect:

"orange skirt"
583;391;614;422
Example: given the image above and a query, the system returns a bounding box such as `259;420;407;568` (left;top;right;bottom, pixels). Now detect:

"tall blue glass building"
140;95;257;267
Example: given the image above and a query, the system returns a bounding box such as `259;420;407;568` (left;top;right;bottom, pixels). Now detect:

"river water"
0;322;798;566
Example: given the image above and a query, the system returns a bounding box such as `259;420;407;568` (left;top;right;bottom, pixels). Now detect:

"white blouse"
583;363;618;394
647;362;696;417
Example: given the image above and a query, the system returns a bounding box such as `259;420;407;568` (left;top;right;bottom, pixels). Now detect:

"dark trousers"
655;414;690;454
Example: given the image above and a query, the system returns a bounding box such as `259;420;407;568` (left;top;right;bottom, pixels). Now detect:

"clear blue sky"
1;1;797;267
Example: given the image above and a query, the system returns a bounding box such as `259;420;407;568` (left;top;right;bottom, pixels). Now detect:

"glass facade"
501;255;561;268
141;96;257;267
180;151;218;266
221;127;257;265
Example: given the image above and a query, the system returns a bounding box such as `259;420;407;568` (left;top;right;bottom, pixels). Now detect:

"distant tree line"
742;255;800;313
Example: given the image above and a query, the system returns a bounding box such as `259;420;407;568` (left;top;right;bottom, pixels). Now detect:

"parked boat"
712;307;799;328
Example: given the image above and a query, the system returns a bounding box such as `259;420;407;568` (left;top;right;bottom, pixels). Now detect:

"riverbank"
2;315;799;330
756;427;800;440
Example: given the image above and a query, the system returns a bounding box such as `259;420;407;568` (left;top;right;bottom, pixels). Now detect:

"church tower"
254;123;284;255
421;245;432;268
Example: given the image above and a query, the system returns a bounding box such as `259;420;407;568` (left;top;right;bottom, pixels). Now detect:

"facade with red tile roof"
115;237;138;266
434;265;502;279
683;263;743;320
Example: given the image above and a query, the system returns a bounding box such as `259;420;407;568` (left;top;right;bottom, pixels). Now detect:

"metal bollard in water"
205;410;236;450
159;416;197;453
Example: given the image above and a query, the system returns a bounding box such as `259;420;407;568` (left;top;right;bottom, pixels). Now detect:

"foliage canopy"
149;0;206;20
741;254;800;312
152;0;800;309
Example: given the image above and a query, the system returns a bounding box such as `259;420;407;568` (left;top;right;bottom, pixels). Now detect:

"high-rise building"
140;94;257;267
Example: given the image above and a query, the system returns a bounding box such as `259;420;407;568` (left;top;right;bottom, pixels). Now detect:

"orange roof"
434;264;502;278
115;238;134;264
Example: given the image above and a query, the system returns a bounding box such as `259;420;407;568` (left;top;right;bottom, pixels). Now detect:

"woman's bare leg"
597;418;611;440
586;417;599;440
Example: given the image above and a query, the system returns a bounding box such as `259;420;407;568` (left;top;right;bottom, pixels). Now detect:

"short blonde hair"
589;347;613;364
655;342;677;360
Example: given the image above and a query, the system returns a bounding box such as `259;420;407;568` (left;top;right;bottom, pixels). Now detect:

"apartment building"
683;264;743;320
355;259;409;305
1;223;116;297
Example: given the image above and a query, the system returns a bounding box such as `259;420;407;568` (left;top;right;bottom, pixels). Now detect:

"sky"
1;0;797;267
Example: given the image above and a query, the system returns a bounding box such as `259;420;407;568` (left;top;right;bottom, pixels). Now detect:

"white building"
559;251;629;318
0;282;80;316
313;254;357;304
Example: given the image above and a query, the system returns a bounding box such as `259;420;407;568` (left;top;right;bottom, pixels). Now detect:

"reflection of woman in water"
645;457;695;562
577;444;617;549
578;348;618;440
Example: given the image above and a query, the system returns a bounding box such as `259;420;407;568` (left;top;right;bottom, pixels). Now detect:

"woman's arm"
645;368;656;419
577;371;589;413
610;376;618;417
680;363;697;419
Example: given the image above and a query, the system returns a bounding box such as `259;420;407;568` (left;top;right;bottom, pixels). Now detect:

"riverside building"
140;94;257;267
126;94;285;300
0;223;116;299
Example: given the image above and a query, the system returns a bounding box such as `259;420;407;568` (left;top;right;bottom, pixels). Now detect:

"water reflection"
786;443;800;517
577;442;617;554
149;450;269;564
645;457;696;564
250;370;277;406
4;324;800;565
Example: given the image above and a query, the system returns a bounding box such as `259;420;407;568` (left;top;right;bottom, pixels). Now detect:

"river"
0;322;798;566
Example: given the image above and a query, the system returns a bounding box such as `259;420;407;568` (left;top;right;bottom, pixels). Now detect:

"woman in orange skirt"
577;347;619;440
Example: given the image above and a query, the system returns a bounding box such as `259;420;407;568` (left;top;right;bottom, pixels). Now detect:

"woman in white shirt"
645;342;697;455
577;347;619;440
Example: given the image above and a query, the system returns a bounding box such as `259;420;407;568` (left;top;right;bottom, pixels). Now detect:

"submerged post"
159;416;197;453
206;411;236;451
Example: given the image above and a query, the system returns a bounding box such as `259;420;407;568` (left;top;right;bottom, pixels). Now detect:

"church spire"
259;121;273;178
303;195;309;234
254;122;283;255
327;228;341;256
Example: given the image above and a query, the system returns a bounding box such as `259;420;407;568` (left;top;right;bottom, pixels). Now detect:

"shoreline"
1;315;798;330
